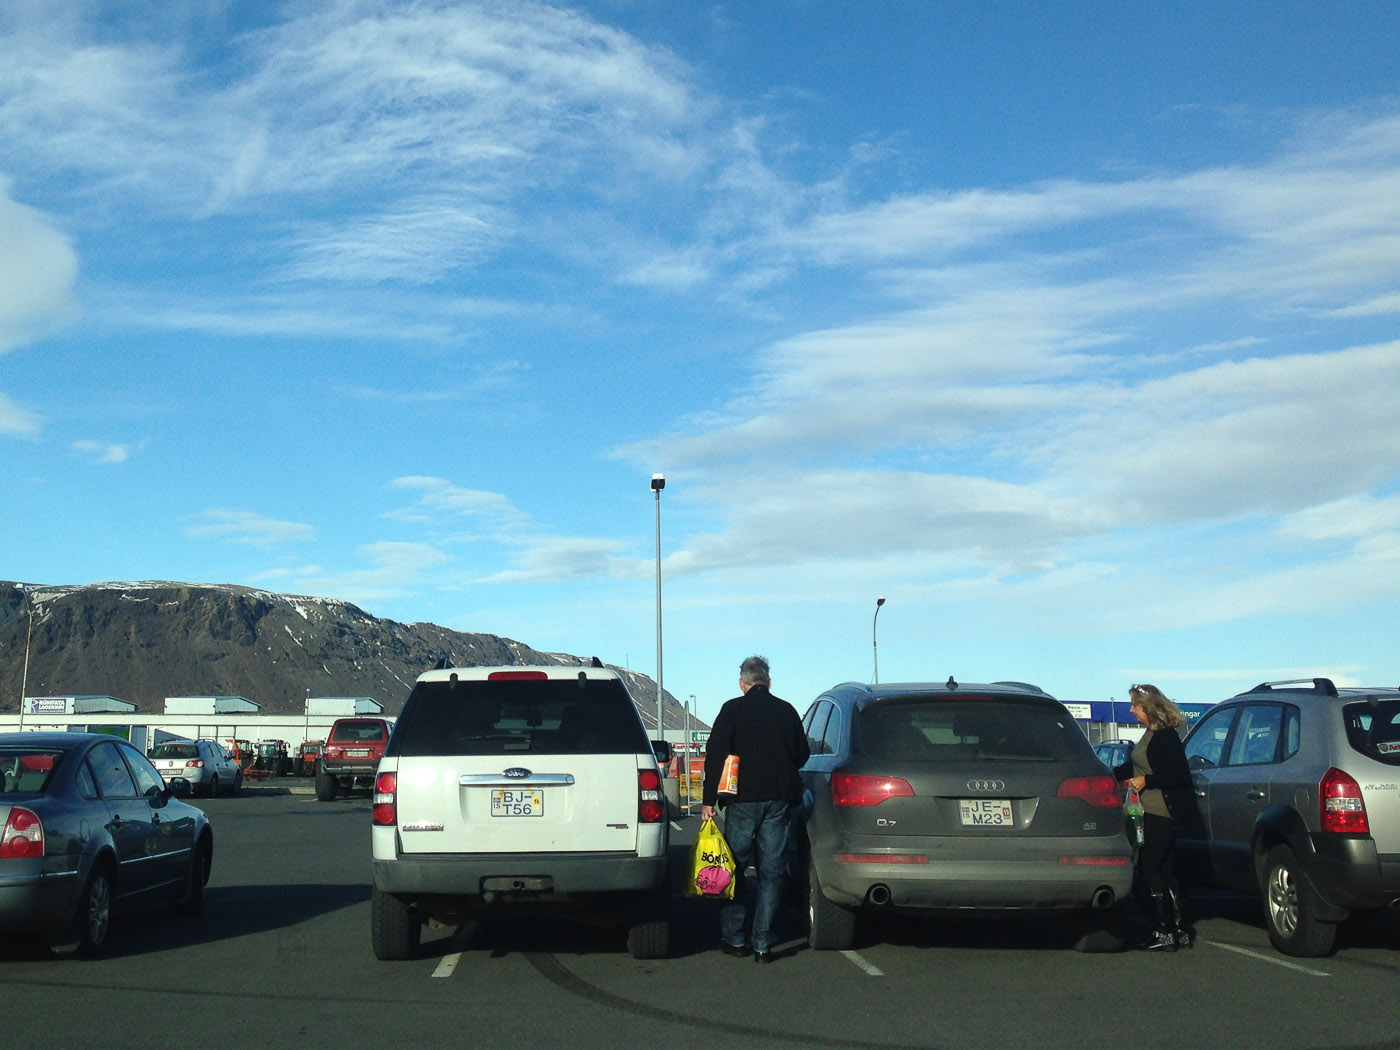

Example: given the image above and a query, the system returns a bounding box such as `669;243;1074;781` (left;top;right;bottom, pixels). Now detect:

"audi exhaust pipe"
866;884;892;907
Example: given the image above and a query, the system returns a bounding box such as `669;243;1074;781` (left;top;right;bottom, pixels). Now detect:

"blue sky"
3;1;1398;725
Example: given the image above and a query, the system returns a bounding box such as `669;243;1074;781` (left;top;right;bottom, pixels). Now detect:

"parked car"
148;739;243;797
0;732;213;955
317;718;392;800
1093;740;1136;770
799;679;1134;952
1177;677;1400;956
370;665;671;960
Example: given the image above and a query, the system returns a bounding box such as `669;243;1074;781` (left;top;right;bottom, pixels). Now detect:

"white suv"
370;665;671;960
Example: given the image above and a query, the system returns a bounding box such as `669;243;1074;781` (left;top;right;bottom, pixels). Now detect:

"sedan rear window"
1;747;66;793
392;678;649;757
1344;700;1400;766
859;699;1088;762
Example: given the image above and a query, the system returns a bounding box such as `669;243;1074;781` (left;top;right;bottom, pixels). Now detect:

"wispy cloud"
0;176;78;357
70;439;132;464
184;509;317;547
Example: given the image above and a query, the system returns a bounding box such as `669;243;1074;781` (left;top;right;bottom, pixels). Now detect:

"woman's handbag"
686;818;737;899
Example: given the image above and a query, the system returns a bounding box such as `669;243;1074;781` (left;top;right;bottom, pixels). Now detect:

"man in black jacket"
701;655;810;963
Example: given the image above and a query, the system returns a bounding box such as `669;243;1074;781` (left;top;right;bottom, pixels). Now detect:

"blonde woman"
1112;684;1198;951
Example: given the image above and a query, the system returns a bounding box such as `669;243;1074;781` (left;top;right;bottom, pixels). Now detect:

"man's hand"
701;804;716;822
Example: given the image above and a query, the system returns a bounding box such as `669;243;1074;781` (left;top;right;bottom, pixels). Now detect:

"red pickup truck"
316;717;392;801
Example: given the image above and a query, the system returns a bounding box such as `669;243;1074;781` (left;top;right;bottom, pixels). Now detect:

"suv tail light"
488;671;550;681
373;772;397;827
1;807;44;859
1320;767;1368;834
1057;775;1122;809
638;769;665;823
832;773;914;807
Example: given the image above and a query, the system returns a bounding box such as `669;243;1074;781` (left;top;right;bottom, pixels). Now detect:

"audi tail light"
1;807;44;859
1057;775;1122;809
1320;767;1368;834
832;773;914;807
372;772;397;827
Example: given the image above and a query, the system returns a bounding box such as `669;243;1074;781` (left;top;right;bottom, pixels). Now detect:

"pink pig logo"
694;865;732;896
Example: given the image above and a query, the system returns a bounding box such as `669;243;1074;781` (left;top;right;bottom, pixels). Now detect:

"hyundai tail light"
1320;767;1368;834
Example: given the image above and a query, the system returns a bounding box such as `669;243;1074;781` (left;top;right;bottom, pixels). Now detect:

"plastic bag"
686;817;737;899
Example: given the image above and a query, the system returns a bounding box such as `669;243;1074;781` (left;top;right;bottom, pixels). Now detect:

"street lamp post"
872;595;886;684
651;473;666;740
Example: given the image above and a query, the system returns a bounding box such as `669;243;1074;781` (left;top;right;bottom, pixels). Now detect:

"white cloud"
0;176;78;355
70;439;131;464
184;509;317;547
0;391;42;438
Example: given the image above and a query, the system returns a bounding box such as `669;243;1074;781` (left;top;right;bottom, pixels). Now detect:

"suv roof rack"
1245;677;1339;697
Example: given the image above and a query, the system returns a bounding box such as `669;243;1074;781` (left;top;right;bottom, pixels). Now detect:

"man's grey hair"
739;655;771;686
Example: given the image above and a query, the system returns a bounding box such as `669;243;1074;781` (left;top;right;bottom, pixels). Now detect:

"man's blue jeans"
718;799;791;954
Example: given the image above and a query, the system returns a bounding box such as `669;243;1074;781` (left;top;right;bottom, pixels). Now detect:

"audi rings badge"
965;778;1006;793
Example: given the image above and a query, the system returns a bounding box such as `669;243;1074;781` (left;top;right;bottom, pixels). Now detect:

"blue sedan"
0;732;213;955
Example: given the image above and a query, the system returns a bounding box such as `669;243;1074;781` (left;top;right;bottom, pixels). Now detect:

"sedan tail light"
1;807;44;859
372;772;397;827
832;773;914;807
1320;767;1368;834
1057;775;1123;809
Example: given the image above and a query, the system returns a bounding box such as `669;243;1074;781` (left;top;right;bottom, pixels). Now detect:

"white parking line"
840;950;885;976
432;952;463;978
1207;940;1331;977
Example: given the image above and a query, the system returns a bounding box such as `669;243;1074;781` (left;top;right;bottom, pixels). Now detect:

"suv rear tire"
371;886;421;960
315;768;338;802
807;861;856;951
1263;844;1338;957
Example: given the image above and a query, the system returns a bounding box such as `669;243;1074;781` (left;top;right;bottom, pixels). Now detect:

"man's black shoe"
753;950;774;964
719;942;751;958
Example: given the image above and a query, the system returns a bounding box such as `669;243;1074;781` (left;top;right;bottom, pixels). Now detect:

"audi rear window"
859;699;1089;763
1344;700;1400;766
391;678;650;757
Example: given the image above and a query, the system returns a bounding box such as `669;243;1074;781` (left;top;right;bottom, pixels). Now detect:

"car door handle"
1247;790;1266;801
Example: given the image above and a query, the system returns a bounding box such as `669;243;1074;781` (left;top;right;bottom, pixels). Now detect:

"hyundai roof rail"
1245;677;1339;697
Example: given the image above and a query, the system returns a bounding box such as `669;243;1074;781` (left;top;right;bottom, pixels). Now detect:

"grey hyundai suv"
1178;677;1400;956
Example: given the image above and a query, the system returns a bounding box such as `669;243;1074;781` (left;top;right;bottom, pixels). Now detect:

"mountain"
0;581;700;731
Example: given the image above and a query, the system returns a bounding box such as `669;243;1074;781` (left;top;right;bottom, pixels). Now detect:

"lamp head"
651;473;666;491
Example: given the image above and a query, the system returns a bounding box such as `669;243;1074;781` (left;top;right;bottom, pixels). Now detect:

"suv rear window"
391;678;649;757
859;698;1088;762
1343;699;1400;766
330;720;388;742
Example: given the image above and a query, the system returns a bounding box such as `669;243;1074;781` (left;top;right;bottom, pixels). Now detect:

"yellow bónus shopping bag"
686;817;737;899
